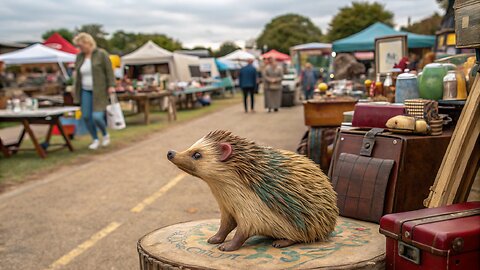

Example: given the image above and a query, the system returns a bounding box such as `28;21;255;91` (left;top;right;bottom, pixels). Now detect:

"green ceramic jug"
418;63;447;100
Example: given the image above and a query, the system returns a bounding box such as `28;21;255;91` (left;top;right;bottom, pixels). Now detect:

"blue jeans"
81;89;107;140
304;88;314;100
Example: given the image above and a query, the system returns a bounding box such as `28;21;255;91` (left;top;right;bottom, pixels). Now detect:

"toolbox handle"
398;241;421;265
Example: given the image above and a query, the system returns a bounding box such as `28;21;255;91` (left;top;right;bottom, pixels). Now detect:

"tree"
326;2;394;41
108;31;183;55
213;42;239;57
42;28;74;42
75;24;110;50
109;30;138;54
436;0;449;10
256;14;323;54
401;13;442;35
191;46;213;56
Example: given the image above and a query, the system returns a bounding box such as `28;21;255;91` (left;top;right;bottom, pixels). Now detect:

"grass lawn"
0;96;241;190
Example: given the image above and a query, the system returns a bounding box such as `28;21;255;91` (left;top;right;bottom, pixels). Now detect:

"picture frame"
375;35;408;74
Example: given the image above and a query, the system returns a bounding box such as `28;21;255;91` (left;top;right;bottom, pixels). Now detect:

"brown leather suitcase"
328;128;451;222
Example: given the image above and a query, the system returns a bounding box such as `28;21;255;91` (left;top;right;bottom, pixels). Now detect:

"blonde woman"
73;33;115;150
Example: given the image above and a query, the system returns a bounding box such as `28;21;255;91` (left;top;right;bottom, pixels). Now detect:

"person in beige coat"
263;57;283;112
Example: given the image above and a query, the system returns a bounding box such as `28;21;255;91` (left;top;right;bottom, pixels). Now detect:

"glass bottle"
383;73;395;102
375;73;383;96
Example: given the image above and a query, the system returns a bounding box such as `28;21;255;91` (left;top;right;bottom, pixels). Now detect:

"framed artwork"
375;35;408;74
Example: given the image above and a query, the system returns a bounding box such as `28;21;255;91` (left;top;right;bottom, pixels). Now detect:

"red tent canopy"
262;49;290;61
43;33;79;54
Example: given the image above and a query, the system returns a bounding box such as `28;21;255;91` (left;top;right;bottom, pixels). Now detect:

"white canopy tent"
219;49;255;61
0;43;76;78
219;50;258;69
121;40;200;82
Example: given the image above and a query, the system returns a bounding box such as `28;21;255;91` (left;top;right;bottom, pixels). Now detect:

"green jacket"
74;48;115;112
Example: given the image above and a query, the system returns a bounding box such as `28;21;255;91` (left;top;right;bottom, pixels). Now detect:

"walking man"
301;62;317;100
239;59;257;113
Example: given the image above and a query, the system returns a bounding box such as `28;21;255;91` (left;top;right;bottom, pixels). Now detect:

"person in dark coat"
239;59;257;113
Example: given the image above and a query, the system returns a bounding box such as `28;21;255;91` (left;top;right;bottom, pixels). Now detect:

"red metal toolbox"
379;201;480;270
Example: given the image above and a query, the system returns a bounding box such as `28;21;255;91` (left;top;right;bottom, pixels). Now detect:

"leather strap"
360;128;384;157
401;208;480;242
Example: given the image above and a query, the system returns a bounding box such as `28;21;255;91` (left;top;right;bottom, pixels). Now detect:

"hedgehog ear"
219;143;232;162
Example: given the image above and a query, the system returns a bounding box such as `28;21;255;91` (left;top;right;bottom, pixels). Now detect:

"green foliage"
213;41;239;57
327;2;394;41
41;28;74;42
401;13;442;35
109;31;182;55
41;24;182;55
75;24;110;51
436;0;449;10
256;14;323;54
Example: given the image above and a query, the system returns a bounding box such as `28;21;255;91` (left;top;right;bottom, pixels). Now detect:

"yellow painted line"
45;221;122;270
131;173;186;213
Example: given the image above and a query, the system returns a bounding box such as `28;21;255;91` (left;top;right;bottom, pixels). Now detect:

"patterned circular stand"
138;217;385;270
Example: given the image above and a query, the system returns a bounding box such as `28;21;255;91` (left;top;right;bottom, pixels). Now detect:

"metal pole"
58;61;70;80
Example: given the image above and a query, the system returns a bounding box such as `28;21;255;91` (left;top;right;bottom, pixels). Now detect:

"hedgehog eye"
192;152;202;160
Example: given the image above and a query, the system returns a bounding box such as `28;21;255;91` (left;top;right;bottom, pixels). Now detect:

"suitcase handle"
360;128;384;157
398;241;421;265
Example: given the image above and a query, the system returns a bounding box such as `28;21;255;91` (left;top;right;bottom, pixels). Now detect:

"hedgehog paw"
208;235;225;244
272;239;296;248
218;241;240;252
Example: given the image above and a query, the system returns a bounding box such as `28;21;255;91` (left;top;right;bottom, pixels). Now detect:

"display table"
117;91;176;125
0;106;78;158
137;218;385;270
173;85;224;109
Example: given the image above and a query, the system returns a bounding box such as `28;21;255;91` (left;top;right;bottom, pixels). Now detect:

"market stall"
300;3;479;241
0;43;75;79
121;41;227;113
290;42;333;81
219;49;255;62
332;22;435;53
198;57;220;78
262;49;290;62
43;32;79;54
121;40;201;82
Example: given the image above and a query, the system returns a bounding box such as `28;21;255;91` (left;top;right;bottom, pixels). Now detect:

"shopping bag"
106;93;126;130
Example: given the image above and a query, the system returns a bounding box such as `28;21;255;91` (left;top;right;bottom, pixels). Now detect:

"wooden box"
454;0;480;48
303;98;357;127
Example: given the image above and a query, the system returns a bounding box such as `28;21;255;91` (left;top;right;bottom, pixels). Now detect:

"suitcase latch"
398;241;421;265
452;237;464;252
360;128;384;157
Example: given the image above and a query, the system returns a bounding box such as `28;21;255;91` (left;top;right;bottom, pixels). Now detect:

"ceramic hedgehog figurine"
167;130;338;251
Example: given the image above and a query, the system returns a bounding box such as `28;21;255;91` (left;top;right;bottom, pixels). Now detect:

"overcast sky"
0;0;443;49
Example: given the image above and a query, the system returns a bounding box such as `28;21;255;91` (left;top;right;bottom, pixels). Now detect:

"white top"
80;58;93;90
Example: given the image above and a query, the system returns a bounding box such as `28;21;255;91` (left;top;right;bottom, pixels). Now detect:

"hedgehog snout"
167;150;176;160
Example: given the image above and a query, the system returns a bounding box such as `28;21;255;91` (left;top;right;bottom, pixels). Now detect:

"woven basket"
404;99;439;123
